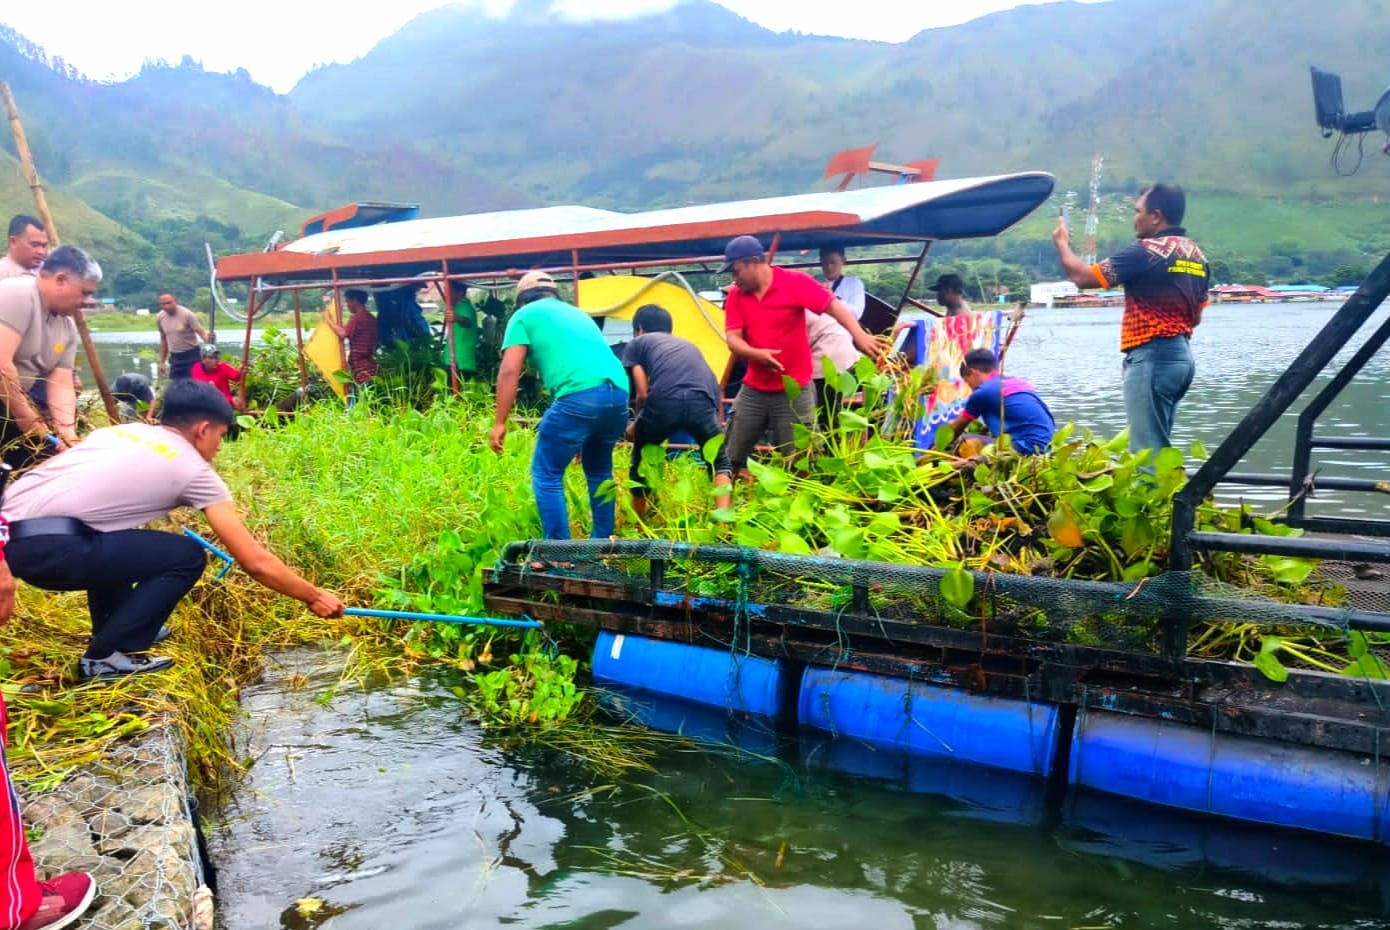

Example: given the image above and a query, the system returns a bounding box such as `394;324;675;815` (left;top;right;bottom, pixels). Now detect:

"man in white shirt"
819;246;866;319
3;379;346;681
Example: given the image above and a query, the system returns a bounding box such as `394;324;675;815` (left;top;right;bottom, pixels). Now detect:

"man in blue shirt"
948;348;1055;455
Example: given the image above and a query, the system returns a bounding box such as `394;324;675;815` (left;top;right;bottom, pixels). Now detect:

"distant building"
1267;283;1333;302
1030;281;1078;307
1211;284;1280;302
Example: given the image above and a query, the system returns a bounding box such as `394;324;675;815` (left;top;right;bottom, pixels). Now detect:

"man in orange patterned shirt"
1052;183;1208;455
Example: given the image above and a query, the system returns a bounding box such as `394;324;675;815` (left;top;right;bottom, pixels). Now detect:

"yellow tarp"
305;302;348;399
575;275;729;379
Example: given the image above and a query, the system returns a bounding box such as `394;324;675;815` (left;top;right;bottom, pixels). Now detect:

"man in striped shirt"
1051;183;1209;455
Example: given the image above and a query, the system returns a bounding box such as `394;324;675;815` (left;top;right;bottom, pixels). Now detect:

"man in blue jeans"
490;271;629;540
1051;183;1209;454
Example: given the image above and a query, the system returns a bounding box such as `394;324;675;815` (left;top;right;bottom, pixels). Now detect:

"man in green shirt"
489;271;629;540
443;289;480;378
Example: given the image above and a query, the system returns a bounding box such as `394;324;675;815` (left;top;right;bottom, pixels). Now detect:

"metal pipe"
441;261;458;396
1216;471;1390;493
1171;249;1390;570
234;249;933;296
183;528;235;580
1289;311;1390;523
897;241;933;313
571;248;583;307
238;290;257;409
1186;530;1390;563
1289;515;1390;537
330;271;348;373
1309;437;1390;451
291;289;308;392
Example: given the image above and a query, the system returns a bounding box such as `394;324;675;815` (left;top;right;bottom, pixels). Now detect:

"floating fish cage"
487;538;1390;847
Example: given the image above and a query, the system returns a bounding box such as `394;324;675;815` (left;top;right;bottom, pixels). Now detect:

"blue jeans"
532;382;629;539
1122;335;1195;455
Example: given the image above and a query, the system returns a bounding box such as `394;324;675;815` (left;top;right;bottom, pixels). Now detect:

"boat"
214;170;1054;423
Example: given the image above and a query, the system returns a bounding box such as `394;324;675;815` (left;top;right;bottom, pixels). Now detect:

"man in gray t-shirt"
621;304;732;519
3;380;346;682
157;290;211;381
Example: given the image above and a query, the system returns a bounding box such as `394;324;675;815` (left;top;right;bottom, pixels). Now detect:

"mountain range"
1;0;1388;302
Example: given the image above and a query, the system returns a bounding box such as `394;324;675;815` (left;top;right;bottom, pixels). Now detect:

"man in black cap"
931;274;972;317
113;372;156;423
720;235;884;477
2;380;346;681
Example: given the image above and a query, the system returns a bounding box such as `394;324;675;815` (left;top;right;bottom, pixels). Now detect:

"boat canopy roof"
299;201;421;237
216;171;1055;284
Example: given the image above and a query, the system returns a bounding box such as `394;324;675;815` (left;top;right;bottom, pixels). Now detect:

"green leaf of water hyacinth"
1154;447;1185;474
939;567;974;610
1254;651;1289;683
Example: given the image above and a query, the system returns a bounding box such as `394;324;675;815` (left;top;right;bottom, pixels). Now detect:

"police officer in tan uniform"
0;245;95;471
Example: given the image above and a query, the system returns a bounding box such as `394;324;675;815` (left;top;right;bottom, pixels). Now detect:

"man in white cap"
720;235;884;477
489;271;629;542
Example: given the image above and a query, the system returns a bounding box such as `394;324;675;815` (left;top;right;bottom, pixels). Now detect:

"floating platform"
486;541;1390;848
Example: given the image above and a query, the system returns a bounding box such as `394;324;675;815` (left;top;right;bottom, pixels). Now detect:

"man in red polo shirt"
190;343;246;411
721;235;883;477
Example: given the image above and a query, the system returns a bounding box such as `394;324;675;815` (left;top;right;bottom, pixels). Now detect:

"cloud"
548;0;681;21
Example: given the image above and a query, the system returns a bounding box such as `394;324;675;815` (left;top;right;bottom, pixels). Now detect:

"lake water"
200;298;1390;928
208;651;1390;930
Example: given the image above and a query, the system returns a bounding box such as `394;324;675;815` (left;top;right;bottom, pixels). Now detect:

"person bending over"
3;380;345;681
622;304;732;519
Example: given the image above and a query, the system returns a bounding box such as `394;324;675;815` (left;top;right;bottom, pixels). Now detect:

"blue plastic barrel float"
801;733;1049;827
1063;788;1390;890
797;667;1062;777
595;687;781;756
1069;710;1390;843
591;630;787;717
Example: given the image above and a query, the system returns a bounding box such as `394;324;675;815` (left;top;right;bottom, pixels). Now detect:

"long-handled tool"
181;528;540;629
342;608;541;629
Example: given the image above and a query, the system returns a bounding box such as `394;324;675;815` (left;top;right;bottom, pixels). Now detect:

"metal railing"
1170;250;1390;572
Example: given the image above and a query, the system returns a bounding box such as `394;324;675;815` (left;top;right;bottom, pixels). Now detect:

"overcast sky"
2;0;1103;94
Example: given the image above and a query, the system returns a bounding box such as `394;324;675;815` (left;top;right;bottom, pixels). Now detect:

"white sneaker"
79;651;175;682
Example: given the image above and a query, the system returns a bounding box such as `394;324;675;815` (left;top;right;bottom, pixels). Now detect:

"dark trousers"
169;347;201;380
629;391;733;497
6;529;207;658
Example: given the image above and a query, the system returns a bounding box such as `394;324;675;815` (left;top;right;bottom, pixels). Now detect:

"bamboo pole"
1;81;120;424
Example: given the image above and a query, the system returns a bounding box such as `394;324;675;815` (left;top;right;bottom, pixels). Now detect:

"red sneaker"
17;872;97;930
